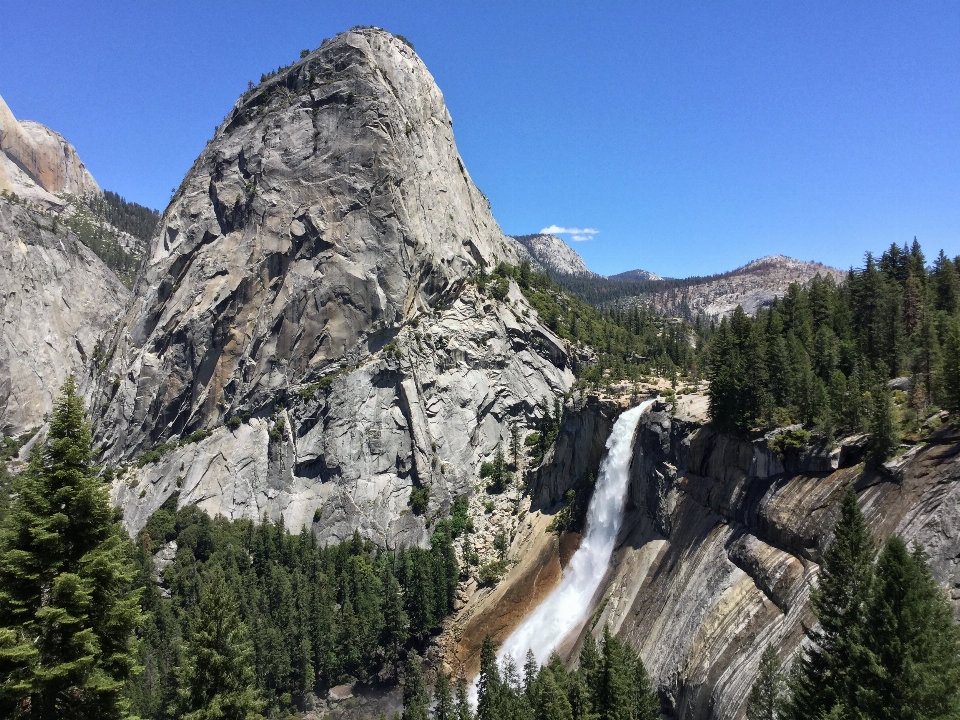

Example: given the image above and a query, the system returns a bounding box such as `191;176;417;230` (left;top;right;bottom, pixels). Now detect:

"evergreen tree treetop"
788;485;874;720
0;377;142;720
856;537;960;719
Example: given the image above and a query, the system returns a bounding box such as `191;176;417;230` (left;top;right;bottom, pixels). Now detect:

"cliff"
0;93;101;206
0;196;130;435
97;28;573;545
584;403;960;719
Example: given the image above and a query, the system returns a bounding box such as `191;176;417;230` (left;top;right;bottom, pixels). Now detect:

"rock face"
0;197;130;434
0;94;101;206
608;268;663;282
99;28;573;546
533;394;621;509
615;255;844;321
581;405;960;720
510;234;596;278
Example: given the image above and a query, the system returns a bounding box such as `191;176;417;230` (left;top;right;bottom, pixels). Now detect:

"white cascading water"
494;398;654;670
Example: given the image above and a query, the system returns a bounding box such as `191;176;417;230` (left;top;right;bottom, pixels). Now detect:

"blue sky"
2;1;958;277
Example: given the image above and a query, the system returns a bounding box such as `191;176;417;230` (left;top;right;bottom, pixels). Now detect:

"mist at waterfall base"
483;399;654;692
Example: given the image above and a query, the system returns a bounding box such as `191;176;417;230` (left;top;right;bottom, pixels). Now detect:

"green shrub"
226;416;242;430
410;486;430;515
136;441;177;468
449;496;471;537
181;429;211;445
767;428;811;459
298;384;320;400
478;559;508;587
479;462;494;479
490;277;510;302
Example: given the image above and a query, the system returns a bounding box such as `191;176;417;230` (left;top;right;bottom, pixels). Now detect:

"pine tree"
856;538;960;719
746;644;784;720
0;378;143;719
576;631;600;716
476;635;501;720
522;649;538;703
867;386;898;464
786;486;874;720
509;423;521;468
175;569;264;720
432;667;454;720
455;676;474;720
941;316;960;414
401;650;429;720
628;648;659;720
534;670;572;720
380;562;409;666
595;626;636;720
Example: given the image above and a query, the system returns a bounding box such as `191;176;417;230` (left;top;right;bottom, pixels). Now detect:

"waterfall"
495;398;654;669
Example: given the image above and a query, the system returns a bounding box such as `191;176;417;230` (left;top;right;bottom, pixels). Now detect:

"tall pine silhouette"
0;378;142;719
174;568;264;720
787;486;874;720
856;538;960;718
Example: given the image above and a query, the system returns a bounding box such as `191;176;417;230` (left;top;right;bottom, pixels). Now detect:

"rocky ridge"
0;93;101;206
615;255;844;321
510;233;597;278
96;28;573;546
608;268;663;282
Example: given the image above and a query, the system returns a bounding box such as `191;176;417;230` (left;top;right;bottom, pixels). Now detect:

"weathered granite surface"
0;197;130;434
99;28;573;546
0;93;101;206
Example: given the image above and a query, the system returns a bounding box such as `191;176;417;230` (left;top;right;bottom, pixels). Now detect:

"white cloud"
539;225;599;238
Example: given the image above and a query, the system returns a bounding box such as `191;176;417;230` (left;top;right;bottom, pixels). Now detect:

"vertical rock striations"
99;28;573;545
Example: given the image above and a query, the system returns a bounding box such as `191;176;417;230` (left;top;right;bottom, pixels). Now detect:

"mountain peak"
509;233;596;277
97;30;568;545
0;94;100;206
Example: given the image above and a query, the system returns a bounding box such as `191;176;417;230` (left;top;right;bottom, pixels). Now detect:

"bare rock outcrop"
0;196;130;434
590;405;960;719
608;268;663;282
0;94;101;206
510;233;596;278
99;28;573;545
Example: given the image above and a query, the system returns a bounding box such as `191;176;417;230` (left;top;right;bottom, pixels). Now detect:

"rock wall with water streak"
591;402;960;720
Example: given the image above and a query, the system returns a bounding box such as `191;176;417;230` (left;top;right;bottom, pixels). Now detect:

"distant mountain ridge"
606;254;845;321
509;230;843;321
608;268;663;282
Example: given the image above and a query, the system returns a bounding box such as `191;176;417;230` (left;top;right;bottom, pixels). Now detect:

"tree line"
397;629;659;720
486;262;706;388
708;241;960;452
0;380;460;718
129;496;459;718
